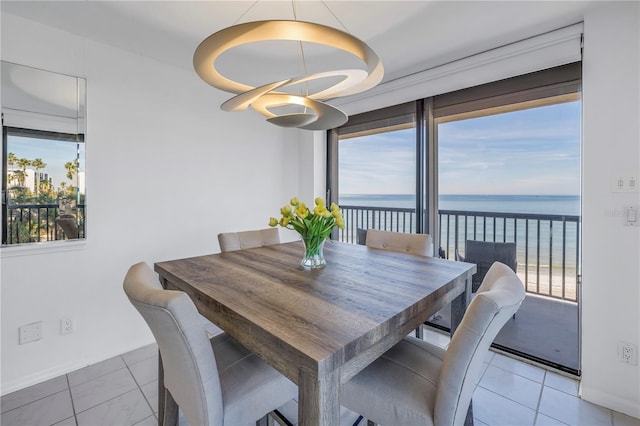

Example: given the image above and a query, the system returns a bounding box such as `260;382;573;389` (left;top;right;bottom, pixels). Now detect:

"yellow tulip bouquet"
269;197;345;268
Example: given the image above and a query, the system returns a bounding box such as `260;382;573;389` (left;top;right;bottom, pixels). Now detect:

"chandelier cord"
292;0;310;107
232;0;259;25
322;0;350;34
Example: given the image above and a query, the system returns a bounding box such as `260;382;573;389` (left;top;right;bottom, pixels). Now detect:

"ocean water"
339;194;580;216
337;194;581;297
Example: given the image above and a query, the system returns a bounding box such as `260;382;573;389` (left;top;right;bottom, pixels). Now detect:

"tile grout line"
123;355;158;422
489;354;546;384
0;377;69;415
121;345;158;368
532;370;547;426
476;383;537;418
71;360;142;419
65;374;79;425
68;358;130;389
1;387;75;422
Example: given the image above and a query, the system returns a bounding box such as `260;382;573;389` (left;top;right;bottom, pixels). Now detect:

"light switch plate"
624;205;639;226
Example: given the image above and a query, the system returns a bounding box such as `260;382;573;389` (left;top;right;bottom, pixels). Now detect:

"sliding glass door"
327;62;583;375
436;97;582;374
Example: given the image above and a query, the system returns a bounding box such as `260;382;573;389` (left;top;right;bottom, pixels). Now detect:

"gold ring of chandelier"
193;20;383;130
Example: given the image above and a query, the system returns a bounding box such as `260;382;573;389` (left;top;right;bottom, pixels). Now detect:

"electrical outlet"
618;341;638;365
613;175;626;192
19;322;43;345
612;175;639;192
60;318;73;335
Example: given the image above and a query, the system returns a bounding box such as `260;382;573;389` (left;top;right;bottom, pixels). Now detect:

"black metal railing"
336;205;417;244
336;205;580;302
3;204;86;244
439;209;580;302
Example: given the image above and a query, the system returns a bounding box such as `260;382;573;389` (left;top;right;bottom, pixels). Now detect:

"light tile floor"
2;329;639;426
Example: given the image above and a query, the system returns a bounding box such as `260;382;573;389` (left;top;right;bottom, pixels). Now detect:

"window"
1;61;86;246
327;102;423;242
3;127;85;244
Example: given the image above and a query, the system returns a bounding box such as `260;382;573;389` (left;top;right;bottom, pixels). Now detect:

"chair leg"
160;387;178;426
256;414;269;426
464;401;474;426
158;352;178;426
270;410;294;426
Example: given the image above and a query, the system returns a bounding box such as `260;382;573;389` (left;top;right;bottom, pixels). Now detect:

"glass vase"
301;236;326;269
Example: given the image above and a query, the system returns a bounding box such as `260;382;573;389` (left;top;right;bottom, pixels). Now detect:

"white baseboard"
1;343;150;396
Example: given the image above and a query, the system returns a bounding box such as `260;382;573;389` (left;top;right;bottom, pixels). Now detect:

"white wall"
0;12;303;393
580;1;640;418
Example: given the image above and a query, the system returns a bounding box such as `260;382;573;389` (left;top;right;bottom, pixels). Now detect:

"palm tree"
16;158;31;187
64;160;79;182
7;152;17;169
7;152;18;186
31;158;47;196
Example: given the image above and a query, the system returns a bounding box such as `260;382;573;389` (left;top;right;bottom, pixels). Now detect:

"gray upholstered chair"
123;262;297;426
364;229;434;257
211;228;280;336
217;228;280;252
457;240;517;292
56;215;79;239
356;228;368;245
341;262;525;426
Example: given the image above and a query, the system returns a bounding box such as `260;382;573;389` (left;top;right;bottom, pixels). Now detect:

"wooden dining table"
154;240;475;426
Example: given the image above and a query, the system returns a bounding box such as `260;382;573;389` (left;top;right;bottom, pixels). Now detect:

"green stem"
303;236;324;257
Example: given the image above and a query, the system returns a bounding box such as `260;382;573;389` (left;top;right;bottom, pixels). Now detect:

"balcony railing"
3;204;86;245
336;205;580;302
336;205;417;243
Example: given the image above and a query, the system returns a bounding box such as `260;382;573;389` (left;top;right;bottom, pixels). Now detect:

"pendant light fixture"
193;2;383;130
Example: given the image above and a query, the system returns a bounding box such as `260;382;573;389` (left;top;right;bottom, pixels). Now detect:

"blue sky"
339;100;581;195
6;136;85;188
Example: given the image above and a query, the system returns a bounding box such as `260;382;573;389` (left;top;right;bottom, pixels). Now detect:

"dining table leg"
298;368;340;426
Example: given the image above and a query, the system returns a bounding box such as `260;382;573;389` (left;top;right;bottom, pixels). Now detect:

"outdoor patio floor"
428;293;580;374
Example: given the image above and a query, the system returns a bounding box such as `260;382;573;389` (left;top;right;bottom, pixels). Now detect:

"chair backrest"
217;228;280;252
123;262;223;426
463;240;517;292
56;215;79;239
435;262;525;426
356;228;368;245
365;229;434;257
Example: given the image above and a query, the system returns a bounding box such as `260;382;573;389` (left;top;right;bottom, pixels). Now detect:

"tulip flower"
297;203;309;218
270;197;345;243
280;205;292;217
279;216;291;227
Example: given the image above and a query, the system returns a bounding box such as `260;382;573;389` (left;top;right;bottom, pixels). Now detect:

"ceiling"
2;1;594;90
